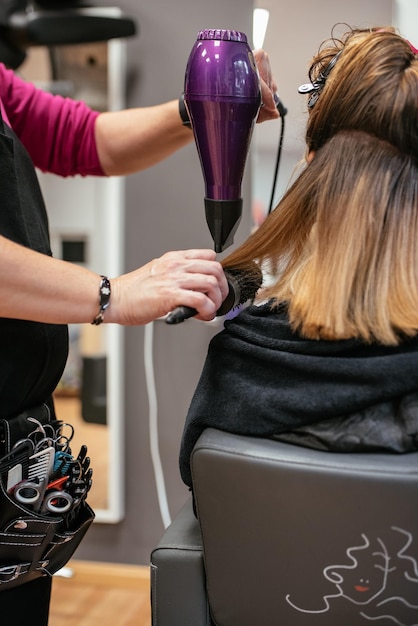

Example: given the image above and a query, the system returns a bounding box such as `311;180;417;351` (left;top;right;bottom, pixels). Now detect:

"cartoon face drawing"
323;536;390;605
285;527;418;625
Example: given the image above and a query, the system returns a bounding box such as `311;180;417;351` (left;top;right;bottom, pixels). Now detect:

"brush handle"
165;280;236;324
165;305;199;324
165;266;262;324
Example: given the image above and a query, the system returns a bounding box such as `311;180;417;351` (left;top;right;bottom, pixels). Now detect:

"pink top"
0;62;104;177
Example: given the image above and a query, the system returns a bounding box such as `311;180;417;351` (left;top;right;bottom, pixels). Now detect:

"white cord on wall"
144;321;172;529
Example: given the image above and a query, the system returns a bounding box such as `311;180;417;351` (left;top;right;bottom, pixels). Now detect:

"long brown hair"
223;28;418;345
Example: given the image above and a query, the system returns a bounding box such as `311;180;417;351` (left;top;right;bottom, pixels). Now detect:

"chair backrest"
191;428;418;626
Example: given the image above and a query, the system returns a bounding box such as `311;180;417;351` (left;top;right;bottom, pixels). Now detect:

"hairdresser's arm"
95;100;192;176
95;50;279;176
0;236;227;325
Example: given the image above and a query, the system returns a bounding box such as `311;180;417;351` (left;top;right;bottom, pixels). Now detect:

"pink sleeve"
0;63;105;177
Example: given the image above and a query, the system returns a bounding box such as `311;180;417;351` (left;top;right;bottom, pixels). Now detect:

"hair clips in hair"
298;50;342;109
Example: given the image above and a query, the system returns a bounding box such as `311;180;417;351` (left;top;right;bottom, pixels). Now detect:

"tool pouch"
0;403;95;591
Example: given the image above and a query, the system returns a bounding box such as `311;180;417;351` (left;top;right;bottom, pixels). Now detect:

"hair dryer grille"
196;29;248;43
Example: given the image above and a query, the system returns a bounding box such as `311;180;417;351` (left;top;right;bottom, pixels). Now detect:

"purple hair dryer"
184;29;261;252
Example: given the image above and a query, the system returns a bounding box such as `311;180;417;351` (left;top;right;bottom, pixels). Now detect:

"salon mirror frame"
22;39;126;523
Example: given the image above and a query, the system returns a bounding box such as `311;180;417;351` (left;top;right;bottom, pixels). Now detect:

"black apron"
0;109;92;623
0;110;68;418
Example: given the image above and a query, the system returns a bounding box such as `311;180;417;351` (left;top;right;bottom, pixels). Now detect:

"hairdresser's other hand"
254;49;280;123
108;249;228;325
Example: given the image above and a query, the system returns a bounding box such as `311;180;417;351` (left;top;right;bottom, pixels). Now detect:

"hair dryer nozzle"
205;198;242;253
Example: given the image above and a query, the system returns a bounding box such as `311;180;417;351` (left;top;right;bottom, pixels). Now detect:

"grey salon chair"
151;428;418;626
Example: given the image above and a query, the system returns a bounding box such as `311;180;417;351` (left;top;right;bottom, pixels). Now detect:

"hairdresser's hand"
254;49;280;123
107;249;228;325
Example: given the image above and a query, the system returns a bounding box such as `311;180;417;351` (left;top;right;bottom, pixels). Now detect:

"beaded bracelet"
91;275;111;325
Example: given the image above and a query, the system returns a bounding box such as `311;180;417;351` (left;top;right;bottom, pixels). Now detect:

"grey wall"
75;0;255;565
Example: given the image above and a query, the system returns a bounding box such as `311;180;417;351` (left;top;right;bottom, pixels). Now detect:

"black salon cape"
0;93;68;623
179;302;418;488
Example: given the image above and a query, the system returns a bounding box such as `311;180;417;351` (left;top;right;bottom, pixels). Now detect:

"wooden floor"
49;560;151;626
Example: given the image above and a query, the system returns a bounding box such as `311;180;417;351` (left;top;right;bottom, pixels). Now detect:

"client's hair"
223;27;418;345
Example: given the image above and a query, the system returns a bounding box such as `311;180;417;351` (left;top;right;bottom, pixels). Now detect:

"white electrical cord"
144;321;172;529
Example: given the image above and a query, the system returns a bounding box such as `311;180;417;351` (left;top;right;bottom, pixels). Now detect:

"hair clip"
298;82;321;109
298;50;342;109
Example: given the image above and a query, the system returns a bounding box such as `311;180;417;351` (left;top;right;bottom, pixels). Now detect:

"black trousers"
0;576;52;625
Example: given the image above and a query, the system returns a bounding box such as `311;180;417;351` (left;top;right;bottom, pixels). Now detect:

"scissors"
13;478;73;514
13;418;74;455
43;420;74;453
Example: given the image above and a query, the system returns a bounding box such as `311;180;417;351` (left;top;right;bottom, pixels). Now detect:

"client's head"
305;27;418;157
223;27;418;346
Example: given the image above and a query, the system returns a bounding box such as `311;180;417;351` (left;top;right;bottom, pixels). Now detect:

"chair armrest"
150;499;212;626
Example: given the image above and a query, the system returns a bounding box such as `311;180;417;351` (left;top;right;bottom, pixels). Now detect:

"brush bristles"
217;263;263;315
